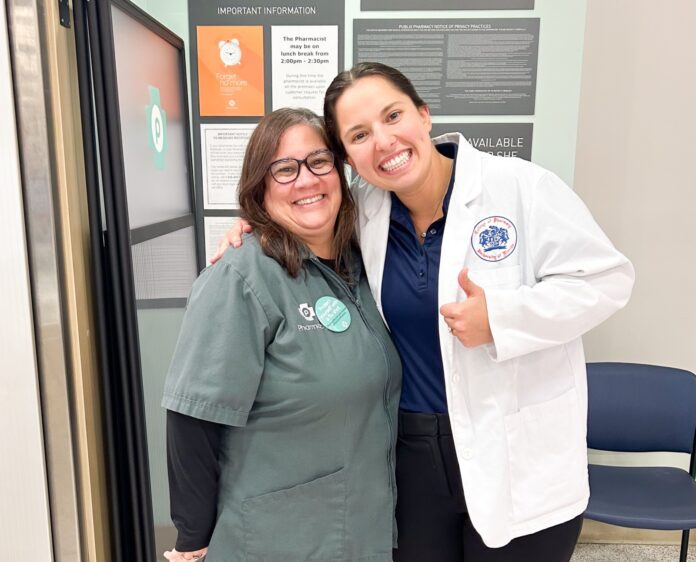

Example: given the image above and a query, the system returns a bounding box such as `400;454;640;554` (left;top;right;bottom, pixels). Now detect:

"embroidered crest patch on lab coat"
471;216;517;262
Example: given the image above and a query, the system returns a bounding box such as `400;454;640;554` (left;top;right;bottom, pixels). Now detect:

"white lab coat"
354;133;634;548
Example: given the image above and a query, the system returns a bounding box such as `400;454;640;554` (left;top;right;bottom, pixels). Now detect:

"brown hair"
324;62;427;159
237;107;356;279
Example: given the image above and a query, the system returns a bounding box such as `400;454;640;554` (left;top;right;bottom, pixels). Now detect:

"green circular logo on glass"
146;85;167;170
315;296;351;333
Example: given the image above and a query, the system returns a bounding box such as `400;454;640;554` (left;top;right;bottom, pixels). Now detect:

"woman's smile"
378;149;412;173
294;193;326;206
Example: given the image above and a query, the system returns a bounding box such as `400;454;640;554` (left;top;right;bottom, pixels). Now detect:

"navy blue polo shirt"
382;143;457;413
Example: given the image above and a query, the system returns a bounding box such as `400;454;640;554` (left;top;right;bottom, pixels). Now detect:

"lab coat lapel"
437;134;483;366
356;180;391;325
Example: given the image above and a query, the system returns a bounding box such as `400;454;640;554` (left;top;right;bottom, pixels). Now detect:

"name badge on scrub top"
315;296;351;333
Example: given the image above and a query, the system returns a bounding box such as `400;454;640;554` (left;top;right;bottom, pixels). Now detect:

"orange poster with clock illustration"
197;26;264;117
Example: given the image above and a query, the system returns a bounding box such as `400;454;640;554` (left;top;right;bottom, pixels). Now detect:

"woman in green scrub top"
162;108;401;562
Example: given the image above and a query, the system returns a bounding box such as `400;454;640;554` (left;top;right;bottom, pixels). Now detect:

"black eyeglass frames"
268;149;336;184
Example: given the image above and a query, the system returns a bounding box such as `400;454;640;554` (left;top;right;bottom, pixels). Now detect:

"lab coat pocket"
242;467;346;561
467;265;521;291
503;388;586;523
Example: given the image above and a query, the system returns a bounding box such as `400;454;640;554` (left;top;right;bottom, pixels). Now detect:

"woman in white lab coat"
220;62;634;561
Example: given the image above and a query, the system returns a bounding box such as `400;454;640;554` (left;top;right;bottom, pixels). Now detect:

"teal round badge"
315;296;351;333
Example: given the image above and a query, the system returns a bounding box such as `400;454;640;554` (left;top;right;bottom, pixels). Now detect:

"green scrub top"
162;235;402;562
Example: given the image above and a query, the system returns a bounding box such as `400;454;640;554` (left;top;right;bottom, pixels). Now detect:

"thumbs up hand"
439;268;493;348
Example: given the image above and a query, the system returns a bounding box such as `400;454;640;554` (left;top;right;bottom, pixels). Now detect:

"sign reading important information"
190;1;344;118
354;19;539;115
431;123;533;161
189;0;344;217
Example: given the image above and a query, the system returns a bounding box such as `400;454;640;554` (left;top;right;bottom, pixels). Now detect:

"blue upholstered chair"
585;362;696;562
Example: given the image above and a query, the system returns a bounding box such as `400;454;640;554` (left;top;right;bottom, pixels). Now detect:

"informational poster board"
184;3;573;259
431;123;533;161
354;19;539;115
188;0;344;258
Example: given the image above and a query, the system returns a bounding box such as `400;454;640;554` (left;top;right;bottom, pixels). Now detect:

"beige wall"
576;1;696;372
575;0;696;545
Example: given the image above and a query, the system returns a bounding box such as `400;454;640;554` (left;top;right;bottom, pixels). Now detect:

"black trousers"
392;410;583;562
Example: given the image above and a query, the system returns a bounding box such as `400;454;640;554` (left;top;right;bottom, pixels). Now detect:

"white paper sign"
204;216;240;264
201;124;256;210
271;25;338;115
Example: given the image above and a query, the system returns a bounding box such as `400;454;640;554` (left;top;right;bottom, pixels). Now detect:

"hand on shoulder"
210;219;253;264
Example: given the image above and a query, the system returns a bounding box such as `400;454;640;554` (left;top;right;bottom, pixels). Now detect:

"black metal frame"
73;0;197;559
680;428;696;562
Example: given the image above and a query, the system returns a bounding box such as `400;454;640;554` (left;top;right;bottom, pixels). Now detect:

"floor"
156;525;695;562
571;543;695;562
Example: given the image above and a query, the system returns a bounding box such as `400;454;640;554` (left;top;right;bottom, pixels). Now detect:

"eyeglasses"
268;149;336;184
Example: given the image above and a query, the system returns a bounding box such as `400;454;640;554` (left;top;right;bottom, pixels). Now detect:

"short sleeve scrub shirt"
162;235;402;562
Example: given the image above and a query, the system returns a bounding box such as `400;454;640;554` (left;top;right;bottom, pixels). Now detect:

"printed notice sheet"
271;25;338;115
201;123;256;210
354;19;539;115
204;216;240;264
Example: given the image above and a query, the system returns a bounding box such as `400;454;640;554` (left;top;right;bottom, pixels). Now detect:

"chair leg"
680;529;690;562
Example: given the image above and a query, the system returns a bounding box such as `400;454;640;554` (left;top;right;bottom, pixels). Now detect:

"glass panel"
131;226;198;304
138;307;186;552
111;5;192;229
110;4;197;554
